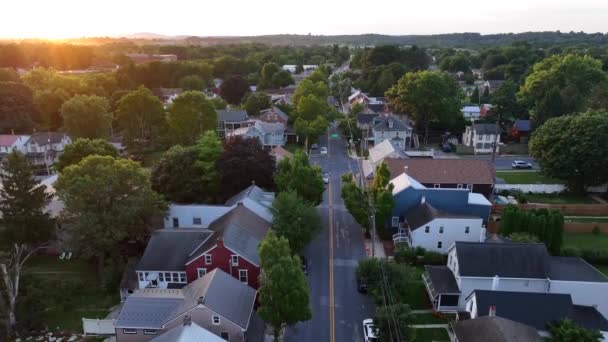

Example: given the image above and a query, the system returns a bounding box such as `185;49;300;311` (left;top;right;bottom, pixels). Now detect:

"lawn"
564;216;608;223
495;171;560;184
500;143;528;155
526;193;597;204
409;313;455;325
24;256;120;332
593;264;608;277
563;233;608;250
412;328;450;341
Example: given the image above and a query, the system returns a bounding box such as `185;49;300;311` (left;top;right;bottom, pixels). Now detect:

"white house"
24;132;72;169
229;121;285;147
362;139;407;179
371;115;412;149
462;124;500;154
461;106;481;121
0;134;29;156
393;202;485;253
423;242;608;318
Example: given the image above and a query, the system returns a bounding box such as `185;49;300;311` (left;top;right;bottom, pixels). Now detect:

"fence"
487;221;608;234
495;184;608;194
492;204;608;216
82;318;116;335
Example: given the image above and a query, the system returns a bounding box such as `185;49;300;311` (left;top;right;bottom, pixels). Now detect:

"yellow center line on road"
328;128;335;342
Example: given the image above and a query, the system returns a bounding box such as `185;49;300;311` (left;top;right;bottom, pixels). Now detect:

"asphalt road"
435;154;539;170
283;124;374;342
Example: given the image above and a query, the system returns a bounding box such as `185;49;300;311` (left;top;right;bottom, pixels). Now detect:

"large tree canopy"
166;91;217;145
0;82;37;133
529;111;608;193
55;138;118;172
115;85;166;145
519;54;607;123
60;95;112;139
219;74;249;104
270;190;321;253
275;150;324;205
385;71;462;144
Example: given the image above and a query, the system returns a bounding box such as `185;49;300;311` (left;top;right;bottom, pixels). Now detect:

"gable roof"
357;113;378;126
453;316;541;342
216;109;248;122
151;321;224;342
115;289;186;329
454;242;550;278
270;146;293;162
225;184;274;222
404;202;479;230
138;229;213;271
368;139;407;165
348;90;368;102
260;107;288;121
254;121;285;135
372;115;410;132
548;256;608;282
0;135;21;147
167;204;234;229
472;123;499;135
27;132;69;145
384;158;495;185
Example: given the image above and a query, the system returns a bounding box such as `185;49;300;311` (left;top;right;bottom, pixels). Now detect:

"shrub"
592;226;601;235
422;251;447;265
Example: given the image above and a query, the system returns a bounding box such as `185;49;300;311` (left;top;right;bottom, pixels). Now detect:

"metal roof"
216;109;248;122
151;322;224;342
115;296;184;328
424;265;460;294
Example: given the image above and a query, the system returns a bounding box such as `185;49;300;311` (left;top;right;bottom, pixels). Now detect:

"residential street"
283;124;375;342
434;153;539;170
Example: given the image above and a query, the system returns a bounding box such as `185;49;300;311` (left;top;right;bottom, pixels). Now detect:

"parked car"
300;256;308;275
512;160;533;169
320;146;328;155
323;172;330;184
357;276;368;294
362;319;378;342
311;143;319;150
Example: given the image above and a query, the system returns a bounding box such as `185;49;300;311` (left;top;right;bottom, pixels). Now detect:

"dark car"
300;256;308;275
357;276;368;293
311;144;319;150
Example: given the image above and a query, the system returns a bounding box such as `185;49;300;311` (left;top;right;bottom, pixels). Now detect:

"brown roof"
384;158;495;185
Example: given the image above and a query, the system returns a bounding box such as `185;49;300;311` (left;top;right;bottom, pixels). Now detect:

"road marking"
328;128;335;342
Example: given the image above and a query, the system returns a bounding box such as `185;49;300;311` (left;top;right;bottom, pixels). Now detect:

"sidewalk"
365;232;386;258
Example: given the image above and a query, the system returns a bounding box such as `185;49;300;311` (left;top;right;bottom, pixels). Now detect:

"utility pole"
491;112;502;163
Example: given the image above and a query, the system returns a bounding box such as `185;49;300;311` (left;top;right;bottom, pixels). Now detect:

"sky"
2;0;608;39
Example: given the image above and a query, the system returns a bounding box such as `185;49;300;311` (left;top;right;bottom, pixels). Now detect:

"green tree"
470;87;480;104
499;205;564;254
244;92;270;116
294;115;328;153
33;88;70;130
374;303;412;342
519;54;607;124
295;94;327;121
55;156;166;276
219;75;249;104
258;232;311;341
115;86;166;145
61;95;112;139
548;319;603;342
0;68;20;82
258;63;280;89
208;97;227;110
329;73;352;109
529;111;608;194
166;91;217;145
56;138;118;172
270;190;321;253
0;82;36;133
177;75;205;91
490;80;525;124
386;71;462;144
272;70;294;88
341;173;371;233
371;163;395;238
292;79;329;108
275;150;324;205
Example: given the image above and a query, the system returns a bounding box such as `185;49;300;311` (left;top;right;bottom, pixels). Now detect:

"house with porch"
462;123;500;154
371;114;412;149
229;121;286;147
24;132;72;172
216;109;249;138
422;242;608;318
361;139;408;179
259;107;288;125
115;269;265;342
0;134;29;158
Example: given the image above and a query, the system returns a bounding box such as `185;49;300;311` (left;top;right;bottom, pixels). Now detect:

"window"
433;184;440;188
231;255;239;266
179;273;186;283
158;273;164;282
437;241;443;249
143;329;157;335
425;226;430;233
138;272;144;281
439;227;444;234
212;315;220;325
165;272;171;281
391;216;399;228
448;255;452;265
220;332;230;341
205;254;212;265
172;272;179;282
239;269;248;283
193;217;202;225
457;184;463;189
198;268;207;278
123;329;137;335
465;226;470;234
172;217;179;228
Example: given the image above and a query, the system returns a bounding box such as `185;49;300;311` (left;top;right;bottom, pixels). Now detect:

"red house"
135;203;271;290
259;107;289;124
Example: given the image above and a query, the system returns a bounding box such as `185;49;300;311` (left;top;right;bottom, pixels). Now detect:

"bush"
394;247;446;266
592;226;601;235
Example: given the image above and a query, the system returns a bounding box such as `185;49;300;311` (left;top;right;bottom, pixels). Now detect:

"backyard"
412;328;450;341
525;193;597;204
563;233;608;250
22;255;119;332
495;171;560;184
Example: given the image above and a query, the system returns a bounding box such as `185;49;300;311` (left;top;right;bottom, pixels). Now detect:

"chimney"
488;305;496;317
197;296;205;305
388;119;394;129
183;315;192;326
403;166;408;174
217;238;224;248
492;275;499;290
421;196;426;204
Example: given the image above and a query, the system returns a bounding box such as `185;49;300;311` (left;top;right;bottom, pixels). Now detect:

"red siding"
186;242;260;289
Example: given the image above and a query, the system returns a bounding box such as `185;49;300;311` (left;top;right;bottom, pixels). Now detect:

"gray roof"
514;119;531;132
260;107;288;121
424;265;460;294
357;113;378;125
472;290;576;331
138;229;213;271
572;305;608;331
404;202;479;230
473;123;499;135
27;132;68;145
151;322;224;342
188;269;257;329
455;242;550;278
115;294;185;328
217;109;248;122
453;316;541;342
367;103;385;113
548;256;608;282
373;115;411;132
255;121;285;134
226;184;274;208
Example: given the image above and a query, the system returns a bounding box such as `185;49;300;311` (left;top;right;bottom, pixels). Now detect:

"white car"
363;319;378;342
320;147;328;155
512;160;533;169
323;172;330;184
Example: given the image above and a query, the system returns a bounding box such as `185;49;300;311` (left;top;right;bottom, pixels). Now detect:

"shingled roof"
404;202;479;230
384;158;495;185
453;316;541;342
137;229;213;271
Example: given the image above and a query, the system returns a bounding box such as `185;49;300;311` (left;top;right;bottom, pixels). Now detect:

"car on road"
300;256;308;275
311;143;319;150
512;160;533;169
356;276;368;294
323;172;330;184
320;146;328;155
363;319;378;342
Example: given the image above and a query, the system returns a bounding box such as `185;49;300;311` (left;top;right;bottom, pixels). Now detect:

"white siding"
410;218;484;253
164;204;234;229
549;280;608;318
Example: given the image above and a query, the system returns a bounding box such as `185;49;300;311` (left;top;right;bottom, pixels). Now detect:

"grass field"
526;193;597;204
412;328;450;341
563;233;608;249
565;216;608;223
409;313;455;324
495;171;560;184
